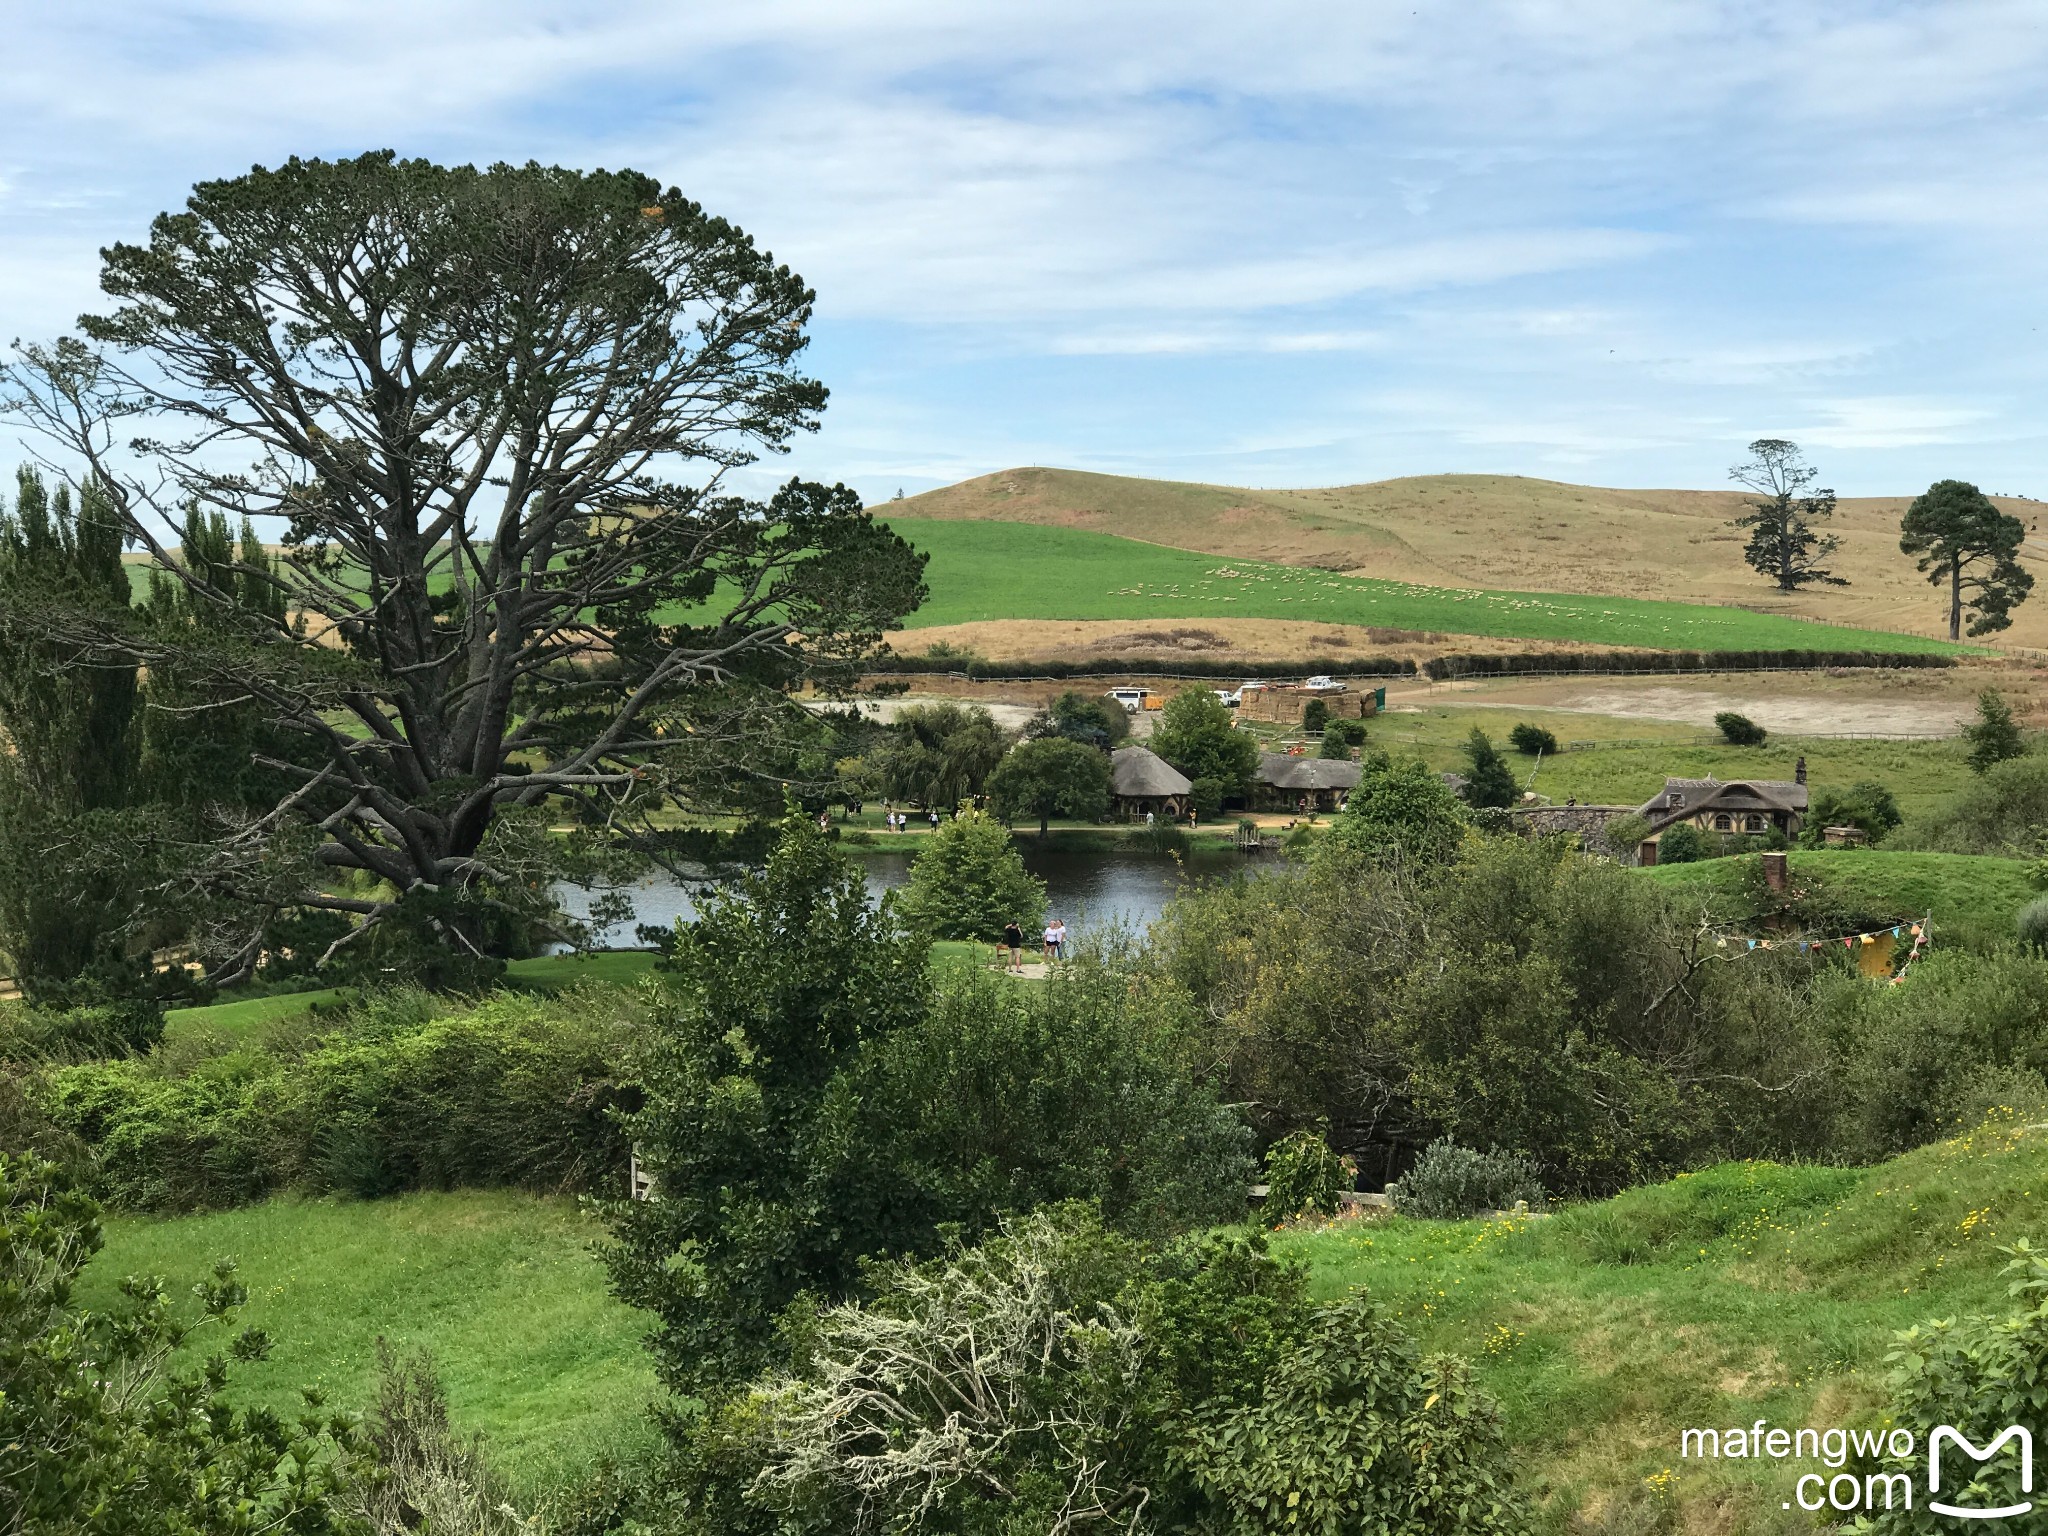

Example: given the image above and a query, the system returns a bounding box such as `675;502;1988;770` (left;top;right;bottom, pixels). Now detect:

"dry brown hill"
892;468;2048;649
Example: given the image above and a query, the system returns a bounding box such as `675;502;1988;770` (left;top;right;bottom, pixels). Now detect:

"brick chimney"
1760;850;1788;892
1795;756;1807;785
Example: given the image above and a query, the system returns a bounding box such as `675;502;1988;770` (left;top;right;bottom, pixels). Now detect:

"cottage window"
1745;814;1767;834
1712;813;1733;832
1669;792;1685;807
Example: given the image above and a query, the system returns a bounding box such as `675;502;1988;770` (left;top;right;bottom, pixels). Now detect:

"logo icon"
1929;1426;2034;1520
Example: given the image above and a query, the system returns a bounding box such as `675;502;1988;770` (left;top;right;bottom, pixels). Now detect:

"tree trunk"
1779;508;1795;591
1951;560;1963;641
1038;813;1050;838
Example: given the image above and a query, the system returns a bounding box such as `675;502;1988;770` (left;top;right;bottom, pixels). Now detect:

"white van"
1106;687;1147;714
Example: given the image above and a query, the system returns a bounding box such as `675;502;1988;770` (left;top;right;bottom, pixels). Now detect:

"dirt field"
1389;665;2040;736
892;467;2048;649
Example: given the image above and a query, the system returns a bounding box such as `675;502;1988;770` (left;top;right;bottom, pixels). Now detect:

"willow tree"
3;153;925;976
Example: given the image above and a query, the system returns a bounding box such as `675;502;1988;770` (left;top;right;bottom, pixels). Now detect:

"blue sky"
4;1;2047;500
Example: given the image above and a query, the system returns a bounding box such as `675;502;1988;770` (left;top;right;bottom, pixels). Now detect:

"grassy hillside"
1640;849;2038;951
78;1191;658;1497
879;517;1960;655
83;1121;2048;1527
1278;1115;2048;1532
895;467;2048;647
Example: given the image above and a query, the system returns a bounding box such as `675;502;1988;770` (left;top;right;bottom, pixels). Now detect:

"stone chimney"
1795;756;1807;785
1760;850;1788;892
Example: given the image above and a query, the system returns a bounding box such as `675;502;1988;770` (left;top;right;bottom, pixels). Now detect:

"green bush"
1188;775;1225;818
1325;717;1370;747
1714;711;1767;746
659;1207;1522;1536
1389;1138;1546;1219
36;988;637;1209
1656;822;1707;863
1320;755;1468;866
896;807;1046;939
2020;895;2048;953
1508;722;1560;756
1964;687;2027;773
1301;698;1329;735
1858;1243;2048;1534
1262;1126;1354;1218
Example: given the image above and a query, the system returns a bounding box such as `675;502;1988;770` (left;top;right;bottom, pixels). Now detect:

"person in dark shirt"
1001;919;1024;971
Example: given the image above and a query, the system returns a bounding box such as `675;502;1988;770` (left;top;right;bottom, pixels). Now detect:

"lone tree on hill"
1899;479;2035;640
1728;438;1846;592
1;152;927;979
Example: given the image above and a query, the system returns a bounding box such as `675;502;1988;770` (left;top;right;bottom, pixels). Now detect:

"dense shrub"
1301;697;1330;735
1262;1126;1355;1218
1859;1244;2048;1534
1714;711;1768;746
1508;722;1559;756
1390;1139;1546;1218
1964;687;2027;773
1461;728;1520;809
605;820;1251;1399
35;988;637;1209
1656;822;1707;863
0;998;162;1062
1151;835;1841;1194
655;1207;1522;1536
2020;895;2048;953
869;652;1417;680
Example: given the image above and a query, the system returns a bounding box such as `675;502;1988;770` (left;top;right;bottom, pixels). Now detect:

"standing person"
928;808;940;831
1001;918;1025;972
1043;916;1066;963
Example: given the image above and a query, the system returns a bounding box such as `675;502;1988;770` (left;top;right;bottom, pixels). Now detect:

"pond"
553;842;1273;946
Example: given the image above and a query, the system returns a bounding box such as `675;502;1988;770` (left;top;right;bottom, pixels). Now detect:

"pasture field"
895;467;2048;648
81;1118;2048;1527
1253;701;1976;820
878;518;1961;654
77;1191;659;1497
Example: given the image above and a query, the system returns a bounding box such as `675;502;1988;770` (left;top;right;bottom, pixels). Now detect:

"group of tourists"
996;916;1068;972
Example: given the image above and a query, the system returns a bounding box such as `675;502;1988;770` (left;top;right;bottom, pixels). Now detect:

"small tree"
1317;728;1352;760
1728;438;1846;591
1460;728;1520;810
1507;722;1559;756
1152;687;1260;799
986;736;1112;836
1715;711;1768;746
1964;689;2027;774
1023;690;1129;749
1188;775;1226;819
1802;780;1904;844
899;808;1047;938
1301;698;1330;736
1900;479;2035;639
1321;757;1468;866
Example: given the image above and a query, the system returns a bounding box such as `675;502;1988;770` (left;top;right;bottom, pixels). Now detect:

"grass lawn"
1276;1116;2048;1532
877;518;1963;655
79;1191;658;1499
82;1122;2048;1528
1326;703;1977;821
162;987;354;1043
504;950;660;989
1640;848;2038;950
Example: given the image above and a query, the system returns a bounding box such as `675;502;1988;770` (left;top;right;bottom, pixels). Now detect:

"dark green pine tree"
0;469;144;999
1461;728;1520;810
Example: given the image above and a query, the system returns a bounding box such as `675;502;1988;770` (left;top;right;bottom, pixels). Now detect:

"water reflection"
552;843;1267;946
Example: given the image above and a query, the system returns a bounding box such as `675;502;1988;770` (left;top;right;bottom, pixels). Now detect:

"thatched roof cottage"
1110;746;1193;820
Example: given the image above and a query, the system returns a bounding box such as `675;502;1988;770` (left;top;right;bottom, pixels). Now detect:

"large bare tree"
2;153;925;976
